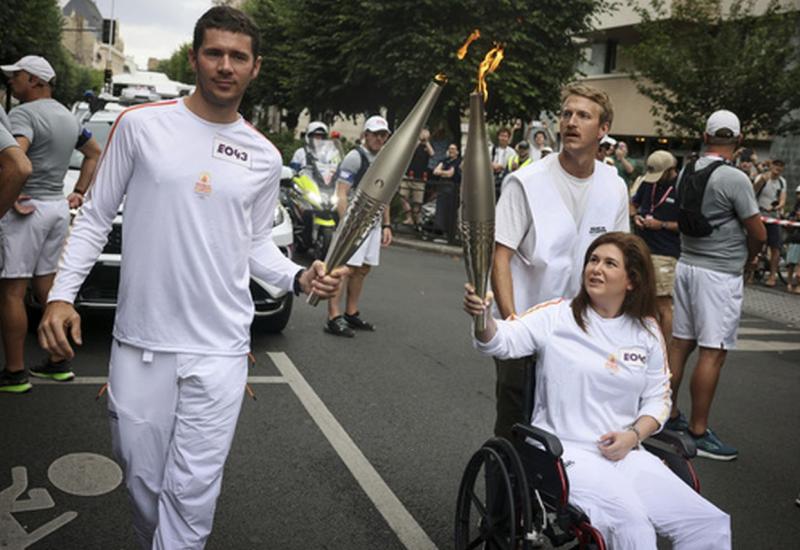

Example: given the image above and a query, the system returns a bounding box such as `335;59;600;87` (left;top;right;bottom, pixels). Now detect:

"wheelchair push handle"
511;423;564;458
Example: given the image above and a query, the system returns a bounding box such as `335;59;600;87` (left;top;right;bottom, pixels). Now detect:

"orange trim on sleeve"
86;100;179;194
518;298;564;318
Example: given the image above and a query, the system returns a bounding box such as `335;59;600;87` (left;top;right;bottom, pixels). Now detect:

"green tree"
157;43;194;85
628;0;800;137
244;0;604;138
0;0;104;106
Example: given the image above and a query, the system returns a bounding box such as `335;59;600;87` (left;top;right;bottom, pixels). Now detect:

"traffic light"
102;19;116;45
104;69;113;84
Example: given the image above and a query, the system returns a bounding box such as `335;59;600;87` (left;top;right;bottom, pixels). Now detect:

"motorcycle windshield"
306;138;344;188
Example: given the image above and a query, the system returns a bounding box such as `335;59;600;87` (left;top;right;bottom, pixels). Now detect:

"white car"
55;108;295;333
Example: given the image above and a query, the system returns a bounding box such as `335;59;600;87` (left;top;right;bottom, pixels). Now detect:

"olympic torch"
461;45;503;332
308;76;446;305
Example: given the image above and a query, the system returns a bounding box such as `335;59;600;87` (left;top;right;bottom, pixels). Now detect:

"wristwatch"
292;270;304;296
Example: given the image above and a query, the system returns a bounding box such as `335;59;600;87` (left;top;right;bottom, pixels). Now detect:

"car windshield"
69;119;115;169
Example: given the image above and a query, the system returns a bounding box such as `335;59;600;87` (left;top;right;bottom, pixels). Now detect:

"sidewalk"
393;233;800;327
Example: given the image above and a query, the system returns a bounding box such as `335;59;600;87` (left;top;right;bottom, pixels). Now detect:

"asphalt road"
2;245;799;549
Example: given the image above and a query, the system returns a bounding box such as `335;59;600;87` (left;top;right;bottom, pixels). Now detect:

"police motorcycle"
281;129;343;260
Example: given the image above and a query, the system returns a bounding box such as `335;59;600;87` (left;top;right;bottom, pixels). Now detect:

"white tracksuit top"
476;300;672;451
50;99;301;355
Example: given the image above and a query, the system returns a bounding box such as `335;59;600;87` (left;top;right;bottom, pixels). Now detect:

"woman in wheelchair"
464;232;730;549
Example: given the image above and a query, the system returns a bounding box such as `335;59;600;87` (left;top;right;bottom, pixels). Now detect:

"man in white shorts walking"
325;115;393;337
38;7;345;548
666;110;765;460
0;55;101;393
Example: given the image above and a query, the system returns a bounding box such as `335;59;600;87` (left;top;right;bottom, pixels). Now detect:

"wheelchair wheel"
455;446;517;550
484;438;533;545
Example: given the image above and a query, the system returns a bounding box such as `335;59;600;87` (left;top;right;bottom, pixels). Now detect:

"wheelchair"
454;421;700;549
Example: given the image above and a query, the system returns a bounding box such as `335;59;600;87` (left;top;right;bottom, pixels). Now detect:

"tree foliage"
628;0;800;137
241;0;603;136
0;0;105;106
157;43;194;85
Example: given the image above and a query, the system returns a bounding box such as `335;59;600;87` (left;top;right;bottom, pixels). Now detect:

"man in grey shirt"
0;105;32;218
0;55;101;393
325;115;393;337
666;110;765;460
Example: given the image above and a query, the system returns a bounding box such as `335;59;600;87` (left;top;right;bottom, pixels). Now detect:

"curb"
392;236;463;257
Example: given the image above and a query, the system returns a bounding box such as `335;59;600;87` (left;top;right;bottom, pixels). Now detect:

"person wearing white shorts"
666;110;766;461
672;262;743;350
0;54;101;394
325;115;393;338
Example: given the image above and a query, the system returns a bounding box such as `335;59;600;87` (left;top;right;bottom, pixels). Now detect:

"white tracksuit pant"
107;340;248;549
564;444;731;549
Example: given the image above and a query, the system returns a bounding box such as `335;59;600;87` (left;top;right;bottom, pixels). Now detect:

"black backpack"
676;160;732;237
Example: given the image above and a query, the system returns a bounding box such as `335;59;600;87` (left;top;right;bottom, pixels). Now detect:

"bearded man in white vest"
490;83;630;439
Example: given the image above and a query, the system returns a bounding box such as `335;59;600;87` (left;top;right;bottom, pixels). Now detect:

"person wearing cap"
666;109;765;460
0;55;102;393
631;150;680;343
597;134;616;165
0;105;33;220
752;159;787;287
325;114;393;337
289;120;329;172
506;140;532;173
489;83;630;442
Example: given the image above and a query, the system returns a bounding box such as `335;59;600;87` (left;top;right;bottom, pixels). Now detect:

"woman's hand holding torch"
464;283;497;342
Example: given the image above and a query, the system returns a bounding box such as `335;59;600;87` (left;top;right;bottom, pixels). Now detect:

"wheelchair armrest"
646;429;697;458
511;423;564;458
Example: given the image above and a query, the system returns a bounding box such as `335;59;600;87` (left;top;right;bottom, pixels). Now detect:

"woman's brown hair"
570;232;658;332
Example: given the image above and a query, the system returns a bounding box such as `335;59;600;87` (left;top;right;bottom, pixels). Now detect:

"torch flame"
476;44;504;103
457;29;481;60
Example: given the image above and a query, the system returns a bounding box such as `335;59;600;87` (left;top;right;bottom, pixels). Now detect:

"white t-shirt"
491;144;515;169
496;155;630;265
50;98;301;355
476;300;671;450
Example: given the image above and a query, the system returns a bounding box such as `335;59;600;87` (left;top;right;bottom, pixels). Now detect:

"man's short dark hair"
497;127;511;137
193;6;260;56
772;159;785;167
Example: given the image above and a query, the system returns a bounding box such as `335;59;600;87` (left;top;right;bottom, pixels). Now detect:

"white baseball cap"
307;121;329;136
364;115;390;134
1;55;56;83
600;134;617;147
705;110;740;138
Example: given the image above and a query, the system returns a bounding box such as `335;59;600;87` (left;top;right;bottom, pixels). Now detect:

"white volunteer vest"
509;157;624;312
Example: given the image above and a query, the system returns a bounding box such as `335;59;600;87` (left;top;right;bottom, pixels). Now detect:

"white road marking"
31;376;287;385
47;453;122;497
738;327;800;336
734;340;800;352
268;352;437;550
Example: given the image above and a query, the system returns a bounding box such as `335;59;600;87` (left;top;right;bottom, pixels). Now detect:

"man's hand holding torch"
298;260;349;298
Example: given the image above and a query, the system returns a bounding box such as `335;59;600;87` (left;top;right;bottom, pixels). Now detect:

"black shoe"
0;369;32;393
325;316;355;338
344;312;375;331
30;359;75;382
